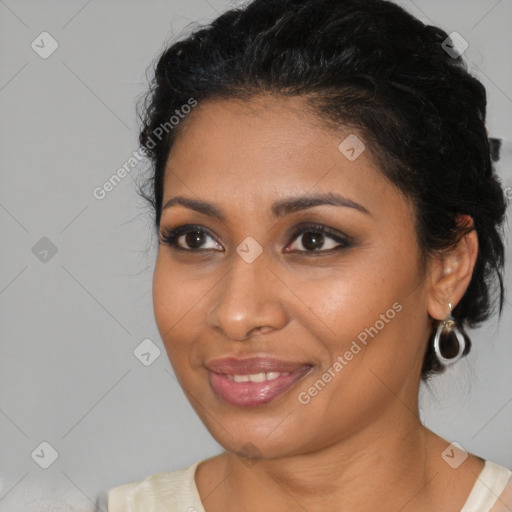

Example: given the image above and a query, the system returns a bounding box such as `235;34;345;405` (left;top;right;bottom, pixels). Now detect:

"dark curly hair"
136;0;508;380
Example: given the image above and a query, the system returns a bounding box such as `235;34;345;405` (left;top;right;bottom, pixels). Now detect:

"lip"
206;356;313;407
206;356;311;374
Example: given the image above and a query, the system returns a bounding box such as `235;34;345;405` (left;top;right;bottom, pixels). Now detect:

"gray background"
0;0;511;510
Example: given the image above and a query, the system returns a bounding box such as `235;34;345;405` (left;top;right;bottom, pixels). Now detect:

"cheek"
152;257;174;335
152;256;200;353
283;258;395;347
287;250;421;379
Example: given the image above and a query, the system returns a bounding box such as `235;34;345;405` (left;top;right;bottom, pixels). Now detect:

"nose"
206;250;289;341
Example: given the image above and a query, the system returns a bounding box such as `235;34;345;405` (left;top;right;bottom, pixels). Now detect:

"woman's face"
153;95;433;458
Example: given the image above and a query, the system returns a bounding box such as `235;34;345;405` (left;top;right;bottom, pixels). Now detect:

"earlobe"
426;215;478;320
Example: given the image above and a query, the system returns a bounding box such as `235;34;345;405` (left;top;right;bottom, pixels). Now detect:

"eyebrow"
162;192;370;221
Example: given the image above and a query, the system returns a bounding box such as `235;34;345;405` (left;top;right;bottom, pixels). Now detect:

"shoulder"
486;461;512;512
107;459;204;512
461;459;512;512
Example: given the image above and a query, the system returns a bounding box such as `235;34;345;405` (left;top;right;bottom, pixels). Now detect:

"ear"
426;215;479;320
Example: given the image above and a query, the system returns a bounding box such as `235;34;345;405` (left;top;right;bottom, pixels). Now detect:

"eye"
159;222;353;254
285;223;352;254
159;224;223;252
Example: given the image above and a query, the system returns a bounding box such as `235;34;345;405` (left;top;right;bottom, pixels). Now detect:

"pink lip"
206;356;313;407
206;356;311;374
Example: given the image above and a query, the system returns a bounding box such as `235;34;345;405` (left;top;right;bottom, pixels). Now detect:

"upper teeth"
226;372;290;383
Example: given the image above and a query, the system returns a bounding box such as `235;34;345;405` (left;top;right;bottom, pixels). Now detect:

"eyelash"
159;223;353;255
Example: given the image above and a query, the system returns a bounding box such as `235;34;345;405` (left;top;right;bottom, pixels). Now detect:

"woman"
106;0;511;510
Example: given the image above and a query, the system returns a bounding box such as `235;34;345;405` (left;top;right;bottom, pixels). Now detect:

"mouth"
206;356;313;407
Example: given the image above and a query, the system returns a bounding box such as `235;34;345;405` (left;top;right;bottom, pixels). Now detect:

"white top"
104;458;512;512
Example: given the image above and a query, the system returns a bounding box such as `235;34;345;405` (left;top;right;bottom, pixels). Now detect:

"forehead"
162;95;401;218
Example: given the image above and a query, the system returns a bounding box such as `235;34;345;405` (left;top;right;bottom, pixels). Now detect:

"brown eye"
285;224;353;254
288;230;338;252
183;230;208;249
160;225;223;251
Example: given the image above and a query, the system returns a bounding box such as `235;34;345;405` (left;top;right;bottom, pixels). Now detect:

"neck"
217;406;439;511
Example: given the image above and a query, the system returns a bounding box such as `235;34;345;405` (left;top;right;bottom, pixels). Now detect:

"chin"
198;410;316;460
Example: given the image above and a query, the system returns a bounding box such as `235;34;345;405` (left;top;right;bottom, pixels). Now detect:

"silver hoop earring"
433;302;466;365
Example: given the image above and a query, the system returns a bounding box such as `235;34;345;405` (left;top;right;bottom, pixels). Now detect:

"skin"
152;93;482;512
